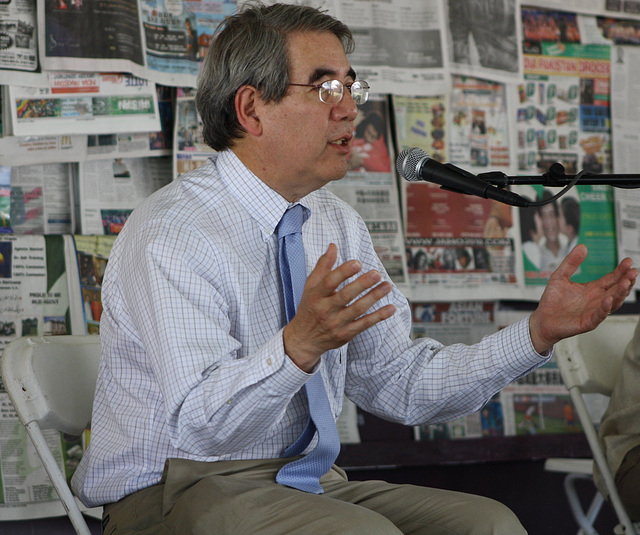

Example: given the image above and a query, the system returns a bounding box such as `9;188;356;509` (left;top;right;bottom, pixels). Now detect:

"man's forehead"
287;31;352;79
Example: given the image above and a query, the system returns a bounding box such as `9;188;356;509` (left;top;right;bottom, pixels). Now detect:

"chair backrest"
2;335;101;435
553;314;640;395
1;335;102;535
553;315;640;535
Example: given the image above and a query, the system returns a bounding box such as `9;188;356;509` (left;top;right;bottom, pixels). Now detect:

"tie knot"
277;204;305;239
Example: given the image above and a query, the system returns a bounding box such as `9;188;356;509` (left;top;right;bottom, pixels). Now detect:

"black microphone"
396;148;531;207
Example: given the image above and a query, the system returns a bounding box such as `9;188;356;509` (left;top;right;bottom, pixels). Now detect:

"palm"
531;244;637;352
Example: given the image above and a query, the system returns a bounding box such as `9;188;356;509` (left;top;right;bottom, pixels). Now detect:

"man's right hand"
283;243;396;372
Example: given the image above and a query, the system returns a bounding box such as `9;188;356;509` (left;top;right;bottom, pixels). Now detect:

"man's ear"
235;85;262;136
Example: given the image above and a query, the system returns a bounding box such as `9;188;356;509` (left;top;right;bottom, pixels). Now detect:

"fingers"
338;275;393;322
305;243;369;296
551;247;636;304
302;243;396;323
284;245;396;371
598;258;637;302
310;265;392;333
307;243;386;304
616;257;637;286
605;261;637;311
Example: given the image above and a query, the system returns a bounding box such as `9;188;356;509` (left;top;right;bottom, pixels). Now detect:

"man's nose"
332;89;358;121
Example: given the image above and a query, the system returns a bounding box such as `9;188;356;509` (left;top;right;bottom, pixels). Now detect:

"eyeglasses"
288;79;370;106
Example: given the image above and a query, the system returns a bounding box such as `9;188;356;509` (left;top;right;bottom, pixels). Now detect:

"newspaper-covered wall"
0;0;634;302
393;82;524;301
531;0;640;18
0;234;92;520
173;88;215;177
9;163;73;234
4;73;161;137
75;156;172;234
0;84;174;167
1;0;640;522
37;0;237;88
0;0;48;88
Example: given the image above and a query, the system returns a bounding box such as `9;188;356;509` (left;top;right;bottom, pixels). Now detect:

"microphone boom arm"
478;163;640;189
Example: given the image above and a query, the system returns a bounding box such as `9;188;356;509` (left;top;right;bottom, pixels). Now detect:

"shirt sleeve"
340;222;549;426
112;220;311;457
346;302;549;425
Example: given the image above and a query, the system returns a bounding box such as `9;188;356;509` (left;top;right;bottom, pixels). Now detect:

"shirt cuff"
259;328;316;396
503;317;553;375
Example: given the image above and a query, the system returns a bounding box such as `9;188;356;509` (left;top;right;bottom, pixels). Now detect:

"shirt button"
267;358;273;366
226;398;233;405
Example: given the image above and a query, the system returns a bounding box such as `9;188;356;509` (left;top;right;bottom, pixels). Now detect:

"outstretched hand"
529;244;638;354
283;243;396;372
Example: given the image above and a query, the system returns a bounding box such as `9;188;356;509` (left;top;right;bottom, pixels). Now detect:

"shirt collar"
216;150;311;241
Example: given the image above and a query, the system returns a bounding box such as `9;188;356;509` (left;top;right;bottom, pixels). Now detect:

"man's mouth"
330;134;352;146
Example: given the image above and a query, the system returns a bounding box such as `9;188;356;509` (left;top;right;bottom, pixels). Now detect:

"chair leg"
569;388;638;535
26;423;92;535
564;472;602;535
584;492;605;530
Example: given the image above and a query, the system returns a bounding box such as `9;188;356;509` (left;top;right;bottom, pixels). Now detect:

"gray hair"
195;2;354;151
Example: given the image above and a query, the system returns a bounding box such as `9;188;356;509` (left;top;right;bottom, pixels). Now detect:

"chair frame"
546;315;640;535
2;335;102;535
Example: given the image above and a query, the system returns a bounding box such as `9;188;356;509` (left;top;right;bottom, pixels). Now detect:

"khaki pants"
616;443;640;521
103;458;527;535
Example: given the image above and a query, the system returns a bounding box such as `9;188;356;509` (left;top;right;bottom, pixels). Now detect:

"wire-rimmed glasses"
288;79;370;105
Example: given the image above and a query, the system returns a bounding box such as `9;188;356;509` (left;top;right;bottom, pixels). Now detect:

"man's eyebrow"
309;67;357;83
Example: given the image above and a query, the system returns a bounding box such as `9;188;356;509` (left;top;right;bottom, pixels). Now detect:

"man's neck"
230;146;310;203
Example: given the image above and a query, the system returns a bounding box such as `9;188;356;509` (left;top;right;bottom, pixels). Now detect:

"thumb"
550;243;587;281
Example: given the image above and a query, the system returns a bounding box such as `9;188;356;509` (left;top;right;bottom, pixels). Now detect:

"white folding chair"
1;335;102;535
544;314;640;535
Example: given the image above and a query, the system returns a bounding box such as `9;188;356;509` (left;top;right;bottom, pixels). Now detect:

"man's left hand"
529;244;638;354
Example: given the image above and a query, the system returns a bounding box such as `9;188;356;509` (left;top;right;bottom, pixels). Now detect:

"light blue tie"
275;204;341;494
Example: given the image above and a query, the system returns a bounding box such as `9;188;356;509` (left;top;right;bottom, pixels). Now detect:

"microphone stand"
477;162;640;189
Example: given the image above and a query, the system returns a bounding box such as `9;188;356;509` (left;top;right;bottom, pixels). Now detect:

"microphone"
396;148;531;207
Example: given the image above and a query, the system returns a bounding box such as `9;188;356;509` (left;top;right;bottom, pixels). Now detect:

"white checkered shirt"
72;149;548;506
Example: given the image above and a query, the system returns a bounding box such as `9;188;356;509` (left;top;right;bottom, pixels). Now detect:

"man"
72;3;637;534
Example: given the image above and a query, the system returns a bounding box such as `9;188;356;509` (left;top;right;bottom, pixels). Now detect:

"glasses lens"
319;80;344;104
350;80;369;105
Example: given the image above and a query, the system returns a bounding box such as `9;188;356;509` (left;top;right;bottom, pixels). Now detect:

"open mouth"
330;133;352;146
